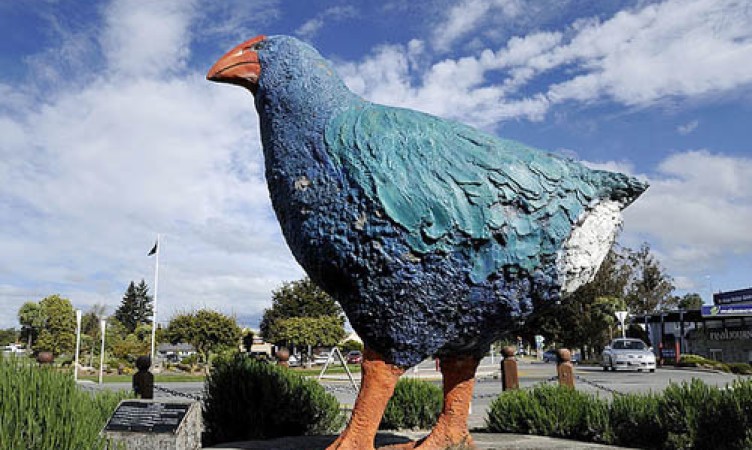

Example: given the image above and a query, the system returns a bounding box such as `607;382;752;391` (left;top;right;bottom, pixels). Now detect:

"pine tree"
114;279;153;333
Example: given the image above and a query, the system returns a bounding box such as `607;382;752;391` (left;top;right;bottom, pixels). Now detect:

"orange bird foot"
325;348;404;450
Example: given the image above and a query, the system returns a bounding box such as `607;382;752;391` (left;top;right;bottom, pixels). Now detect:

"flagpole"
150;234;160;362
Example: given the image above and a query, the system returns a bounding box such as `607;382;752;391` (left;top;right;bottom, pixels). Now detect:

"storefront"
637;287;752;364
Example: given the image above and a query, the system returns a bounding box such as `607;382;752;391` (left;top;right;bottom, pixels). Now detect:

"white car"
601;338;656;372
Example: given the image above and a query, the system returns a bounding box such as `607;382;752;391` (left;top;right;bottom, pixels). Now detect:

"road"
84;357;746;429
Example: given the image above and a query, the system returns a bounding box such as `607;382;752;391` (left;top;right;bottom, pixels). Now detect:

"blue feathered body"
252;36;646;367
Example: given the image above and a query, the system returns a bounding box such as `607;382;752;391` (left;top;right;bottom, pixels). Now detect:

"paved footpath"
210;431;631;449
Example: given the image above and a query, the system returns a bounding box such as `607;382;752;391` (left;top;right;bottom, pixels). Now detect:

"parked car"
346;350;363;364
287;354;301;367
541;349;581;364
542;349;558;363
313;351;332;365
601;338;656;372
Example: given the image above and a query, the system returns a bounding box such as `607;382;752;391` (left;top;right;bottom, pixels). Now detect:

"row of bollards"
500;346;574;390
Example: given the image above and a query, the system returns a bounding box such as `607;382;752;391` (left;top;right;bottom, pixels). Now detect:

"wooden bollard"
556;349;575;389
501;346;519;390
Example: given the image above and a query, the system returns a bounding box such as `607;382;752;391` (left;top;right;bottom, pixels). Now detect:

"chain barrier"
153;384;203;401
573;375;625;396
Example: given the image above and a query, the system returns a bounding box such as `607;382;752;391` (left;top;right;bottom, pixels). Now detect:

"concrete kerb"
209;431;632;449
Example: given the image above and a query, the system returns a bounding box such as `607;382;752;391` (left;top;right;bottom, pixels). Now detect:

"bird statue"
207;35;647;450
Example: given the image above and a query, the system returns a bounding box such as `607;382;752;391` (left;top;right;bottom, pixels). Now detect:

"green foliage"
609;393;665;448
487;385;610;443
273;316;346;348
0;328;18;345
487;379;752;449
380;379;443;430
202;355;344;446
110;333;150;363
260;278;344;344
114;280;153;333
659;379;720;449
0;354;130;450
678;354;732;372
34;295;76;356
625;243;676;314
678;293;704;310
339;339;364;353
728;363;752;375
166;309;242;363
522;244;675;357
18;301;43;348
242;329;255;351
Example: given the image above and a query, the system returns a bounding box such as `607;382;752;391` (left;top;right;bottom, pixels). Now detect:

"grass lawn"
79;373;206;383
290;364;362;375
77;364;363;382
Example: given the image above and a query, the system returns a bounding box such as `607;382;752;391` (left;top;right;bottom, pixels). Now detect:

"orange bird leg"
327;348;404;450
416;355;480;450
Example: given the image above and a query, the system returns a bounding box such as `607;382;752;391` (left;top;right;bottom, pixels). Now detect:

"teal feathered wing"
324;103;635;283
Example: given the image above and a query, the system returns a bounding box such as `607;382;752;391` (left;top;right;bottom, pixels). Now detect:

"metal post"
501;346;519;390
556;349;575;389
150;234;160;363
74;310;82;382
99;318;107;385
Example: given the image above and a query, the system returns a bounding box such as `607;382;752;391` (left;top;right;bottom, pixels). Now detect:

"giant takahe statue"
207;35;647;449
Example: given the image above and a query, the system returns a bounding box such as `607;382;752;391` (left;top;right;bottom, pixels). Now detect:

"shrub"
609;393;664;448
0;354;130;450
202;355;344;446
486;385;609;443
728;363;752;375
380;378;443;430
659;379;721;449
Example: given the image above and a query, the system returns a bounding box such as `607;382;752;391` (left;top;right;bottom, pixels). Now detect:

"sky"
1;0;751;330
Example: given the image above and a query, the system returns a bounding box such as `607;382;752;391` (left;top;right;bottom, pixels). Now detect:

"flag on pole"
148;239;158;256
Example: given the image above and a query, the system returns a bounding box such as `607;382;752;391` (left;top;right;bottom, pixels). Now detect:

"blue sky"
1;0;751;329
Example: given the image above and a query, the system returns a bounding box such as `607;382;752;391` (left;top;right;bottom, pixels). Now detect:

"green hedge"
202;355;344;446
380;378;443;430
486;378;752;449
0;355;130;450
486;385;609;443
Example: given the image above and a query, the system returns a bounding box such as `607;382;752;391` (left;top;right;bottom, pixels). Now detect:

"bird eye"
246;41;264;52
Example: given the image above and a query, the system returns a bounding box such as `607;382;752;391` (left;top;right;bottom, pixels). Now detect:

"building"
636;287;752;364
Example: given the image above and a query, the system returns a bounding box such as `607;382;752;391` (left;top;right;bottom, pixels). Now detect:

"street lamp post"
73;310;82;382
615;311;629;339
98;318;107;385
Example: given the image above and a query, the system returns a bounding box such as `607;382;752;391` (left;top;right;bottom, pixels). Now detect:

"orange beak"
206;35;266;91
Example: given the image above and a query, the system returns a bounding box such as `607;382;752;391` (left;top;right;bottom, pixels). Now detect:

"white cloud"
0;0;302;328
339;0;752;128
431;0;522;51
101;0;196;77
677;119;699;135
545;0;752;106
623;150;752;277
295;6;358;40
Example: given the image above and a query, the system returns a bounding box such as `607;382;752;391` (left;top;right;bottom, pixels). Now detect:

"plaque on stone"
105;401;189;433
102;400;201;450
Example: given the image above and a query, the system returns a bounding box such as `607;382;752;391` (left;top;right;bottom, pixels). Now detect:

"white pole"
74;310;82;382
98;318;107;385
150;234;160;363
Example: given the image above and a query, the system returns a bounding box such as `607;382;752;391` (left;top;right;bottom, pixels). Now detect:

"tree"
678;293;704;310
34;295;76;356
18;301;44;349
522;243;674;358
624;243;676;314
166;309;242;363
242;330;255;352
0;328;17;345
114;280;154;333
270;316;346;349
260;278;345;345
